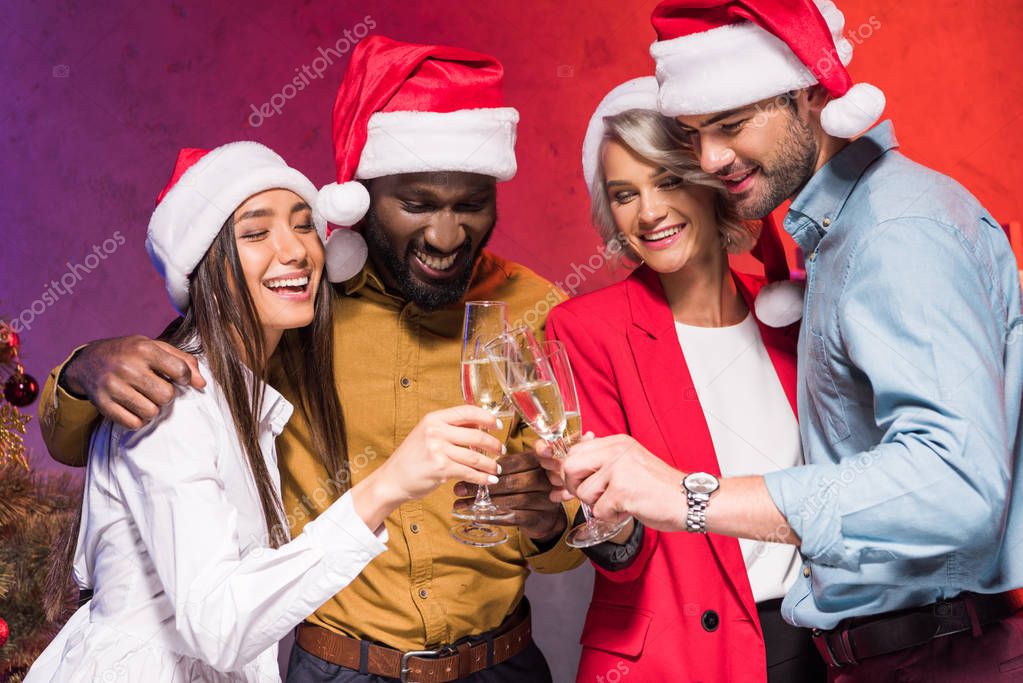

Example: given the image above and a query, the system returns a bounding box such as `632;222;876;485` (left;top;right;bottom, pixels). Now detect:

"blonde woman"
540;78;820;682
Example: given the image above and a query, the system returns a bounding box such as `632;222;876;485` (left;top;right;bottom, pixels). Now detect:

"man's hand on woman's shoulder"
61;335;206;430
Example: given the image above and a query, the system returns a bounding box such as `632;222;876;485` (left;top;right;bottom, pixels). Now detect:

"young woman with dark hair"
27;142;503;682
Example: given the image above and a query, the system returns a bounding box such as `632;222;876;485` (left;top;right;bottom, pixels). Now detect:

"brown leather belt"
295;604;532;682
812;590;1023;668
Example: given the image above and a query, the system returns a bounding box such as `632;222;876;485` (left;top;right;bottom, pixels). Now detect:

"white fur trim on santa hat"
356;107;519;181
820;82;886;138
652;22;820;118
324;228;368;283
651;0;875;129
146;141;327;315
317;180;371;227
582;77;659;194
754;280;804;327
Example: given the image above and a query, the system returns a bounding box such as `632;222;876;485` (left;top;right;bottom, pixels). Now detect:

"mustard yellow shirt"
40;250;582;651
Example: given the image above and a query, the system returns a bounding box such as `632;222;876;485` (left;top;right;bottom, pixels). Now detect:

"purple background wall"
4;2;1022;680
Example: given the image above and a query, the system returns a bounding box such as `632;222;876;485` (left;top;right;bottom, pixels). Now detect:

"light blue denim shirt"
763;121;1023;629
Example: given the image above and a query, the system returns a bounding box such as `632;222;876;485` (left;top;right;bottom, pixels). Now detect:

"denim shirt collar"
783;120;899;254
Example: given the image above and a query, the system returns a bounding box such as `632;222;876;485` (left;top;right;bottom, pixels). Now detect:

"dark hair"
52;207;348;617
160;216;349;547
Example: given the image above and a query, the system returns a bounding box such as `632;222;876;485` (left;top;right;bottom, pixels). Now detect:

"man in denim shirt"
548;1;1023;680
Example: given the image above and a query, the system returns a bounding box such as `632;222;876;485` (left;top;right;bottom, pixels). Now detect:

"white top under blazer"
675;313;804;604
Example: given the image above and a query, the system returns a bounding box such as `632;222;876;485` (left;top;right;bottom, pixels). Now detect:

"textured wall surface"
3;2;1022;680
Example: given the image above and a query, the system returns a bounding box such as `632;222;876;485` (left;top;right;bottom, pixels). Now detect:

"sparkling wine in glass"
484;328;631;547
450;301;515;547
542;340;632;548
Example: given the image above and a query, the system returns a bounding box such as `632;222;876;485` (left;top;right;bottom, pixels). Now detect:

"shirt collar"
260;381;293;437
337;250;504;338
784;120;899;254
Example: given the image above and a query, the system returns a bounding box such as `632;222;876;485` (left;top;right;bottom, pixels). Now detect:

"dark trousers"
285;638;553;683
758;598;828;683
825;610;1023;682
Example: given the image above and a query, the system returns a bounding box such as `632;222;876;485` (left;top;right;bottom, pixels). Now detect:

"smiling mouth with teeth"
721;167;757;189
640;224;684;242
414;249;459;272
262;274;310;293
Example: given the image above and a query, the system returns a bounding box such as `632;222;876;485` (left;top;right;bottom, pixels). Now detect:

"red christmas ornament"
4;372;38;407
0;615;8;647
0;324;18;364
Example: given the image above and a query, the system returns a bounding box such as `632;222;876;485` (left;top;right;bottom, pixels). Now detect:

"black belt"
812;590;1023;668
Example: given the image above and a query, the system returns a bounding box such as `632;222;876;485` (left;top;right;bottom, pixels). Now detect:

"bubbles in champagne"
510;380;566;440
462;359;510;414
564;411;582;445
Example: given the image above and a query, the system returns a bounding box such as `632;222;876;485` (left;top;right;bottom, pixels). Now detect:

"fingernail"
501;445;507;455
488;475;500;485
496;418;504;430
497;463;503;475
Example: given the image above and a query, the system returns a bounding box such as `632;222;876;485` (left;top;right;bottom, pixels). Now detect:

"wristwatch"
681;472;720;533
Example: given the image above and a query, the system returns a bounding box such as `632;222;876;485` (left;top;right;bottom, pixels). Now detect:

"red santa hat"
317;35;519;227
146;142;367;314
650;0;885;138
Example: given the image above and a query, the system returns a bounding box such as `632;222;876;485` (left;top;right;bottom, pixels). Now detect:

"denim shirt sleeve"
764;217;1012;573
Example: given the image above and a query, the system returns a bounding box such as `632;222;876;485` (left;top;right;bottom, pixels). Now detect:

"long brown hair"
51;209;349;616
159;216;349;548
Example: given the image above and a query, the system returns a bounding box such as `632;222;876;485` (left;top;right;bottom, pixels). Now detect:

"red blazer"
546;265;800;683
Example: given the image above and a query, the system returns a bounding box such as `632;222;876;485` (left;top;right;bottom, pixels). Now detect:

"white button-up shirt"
28;358;388;682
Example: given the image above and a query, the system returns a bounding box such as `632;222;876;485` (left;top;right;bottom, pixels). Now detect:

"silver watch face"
684;472;720;495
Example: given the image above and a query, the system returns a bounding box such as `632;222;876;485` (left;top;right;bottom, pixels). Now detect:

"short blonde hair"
589;109;759;264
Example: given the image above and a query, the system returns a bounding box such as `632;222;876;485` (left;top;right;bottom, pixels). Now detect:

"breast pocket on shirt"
807;329;851;445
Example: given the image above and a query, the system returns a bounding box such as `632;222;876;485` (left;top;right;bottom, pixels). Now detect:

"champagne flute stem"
548;437;598;525
472;426;498;512
474;484;494;510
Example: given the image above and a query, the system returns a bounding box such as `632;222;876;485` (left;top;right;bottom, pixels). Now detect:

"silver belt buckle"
399;646;454;683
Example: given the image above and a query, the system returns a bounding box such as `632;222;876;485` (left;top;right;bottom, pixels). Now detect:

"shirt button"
419;589;429;599
822;216;832;227
808;251;817;263
803;565;811;578
701;610;719;632
410;523;420;534
400;377;411;388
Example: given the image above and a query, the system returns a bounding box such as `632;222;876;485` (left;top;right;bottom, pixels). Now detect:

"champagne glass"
484;327;631;548
450;301;516;547
541;340;631;548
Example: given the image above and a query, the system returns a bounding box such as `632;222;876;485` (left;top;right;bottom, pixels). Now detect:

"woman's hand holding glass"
353;406;503;532
450;301;517;547
484;327;632;548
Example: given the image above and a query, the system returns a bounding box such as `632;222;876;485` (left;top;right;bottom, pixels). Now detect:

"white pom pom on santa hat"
820;83;886;139
317;181;371;228
754;280;805;328
324;227;369;283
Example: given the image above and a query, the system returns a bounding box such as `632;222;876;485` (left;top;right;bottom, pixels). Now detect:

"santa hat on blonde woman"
581;77;803;327
649;0;885;138
317;35;518;227
146;142;367;315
